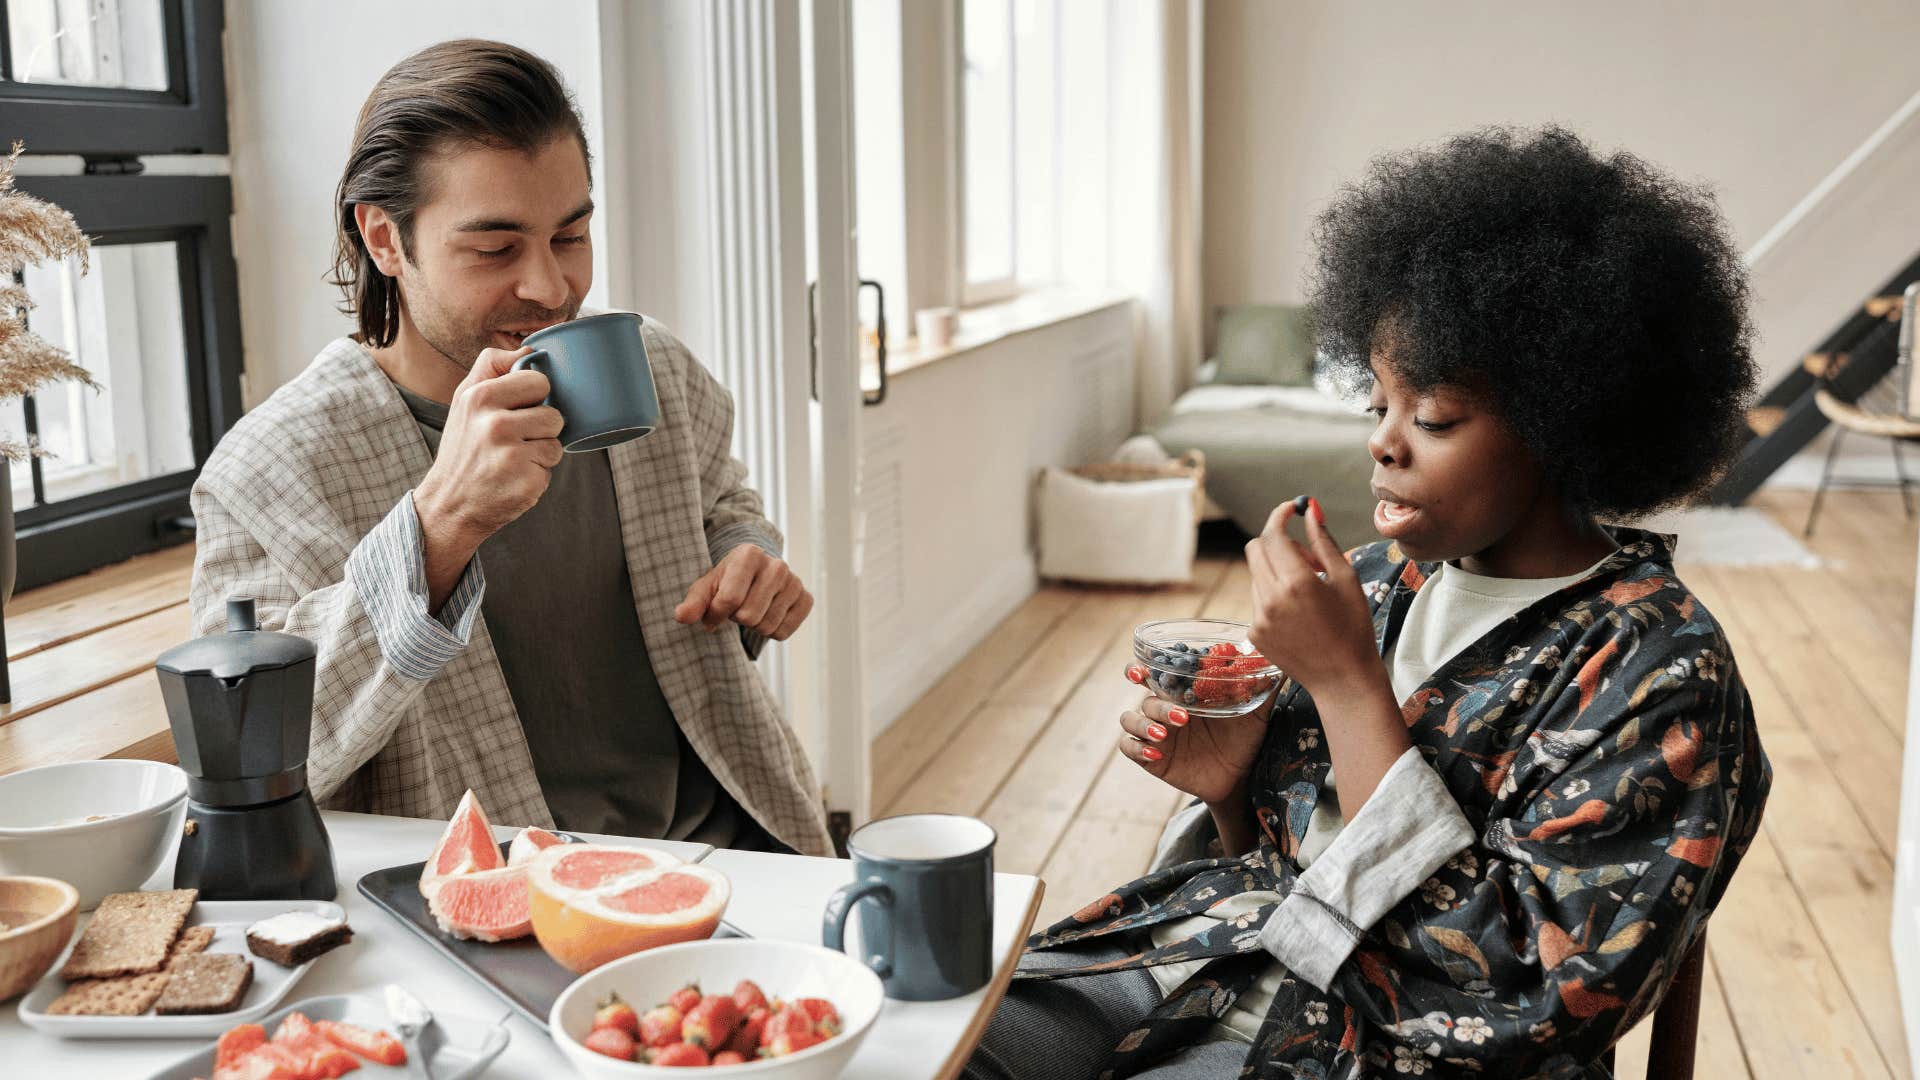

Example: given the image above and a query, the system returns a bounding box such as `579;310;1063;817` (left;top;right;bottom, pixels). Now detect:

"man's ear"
355;203;407;278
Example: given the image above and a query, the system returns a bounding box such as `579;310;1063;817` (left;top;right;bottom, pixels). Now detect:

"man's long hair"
330;39;590;347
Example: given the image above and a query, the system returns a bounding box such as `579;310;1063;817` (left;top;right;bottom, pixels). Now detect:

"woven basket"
1068;449;1207;518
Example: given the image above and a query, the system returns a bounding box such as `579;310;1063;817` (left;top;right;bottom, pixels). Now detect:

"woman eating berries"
964;126;1772;1078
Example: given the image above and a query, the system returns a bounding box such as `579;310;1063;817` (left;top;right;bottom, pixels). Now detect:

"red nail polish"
1126;665;1147;684
1147;723;1168;742
1309;497;1326;526
1141;745;1164;762
1168;707;1189;726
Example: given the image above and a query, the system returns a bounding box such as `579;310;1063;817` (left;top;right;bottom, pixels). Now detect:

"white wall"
1202;0;1920;376
223;0;611;404
858;302;1135;732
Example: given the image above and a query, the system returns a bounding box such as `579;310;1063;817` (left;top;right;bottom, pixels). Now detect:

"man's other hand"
674;545;814;641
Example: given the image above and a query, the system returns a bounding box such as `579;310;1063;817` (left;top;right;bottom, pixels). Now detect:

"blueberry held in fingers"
1293;494;1311;515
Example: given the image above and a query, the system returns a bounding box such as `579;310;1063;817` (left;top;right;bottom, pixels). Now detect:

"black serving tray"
357;841;745;1026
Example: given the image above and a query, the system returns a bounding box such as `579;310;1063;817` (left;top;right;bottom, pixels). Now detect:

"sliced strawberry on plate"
316;1019;408;1067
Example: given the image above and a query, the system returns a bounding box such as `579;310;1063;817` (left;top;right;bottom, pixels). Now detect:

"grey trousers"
963;939;1252;1080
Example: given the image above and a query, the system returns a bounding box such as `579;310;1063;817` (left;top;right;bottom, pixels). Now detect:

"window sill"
861;289;1132;389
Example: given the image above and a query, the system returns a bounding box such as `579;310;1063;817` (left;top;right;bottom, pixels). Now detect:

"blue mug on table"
822;813;996;1001
510;311;661;453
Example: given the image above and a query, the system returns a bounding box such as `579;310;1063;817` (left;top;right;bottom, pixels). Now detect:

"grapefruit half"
419;789;503;898
427;864;534;942
528;847;727;974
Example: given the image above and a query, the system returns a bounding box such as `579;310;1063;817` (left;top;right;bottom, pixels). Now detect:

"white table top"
1;810;1042;1080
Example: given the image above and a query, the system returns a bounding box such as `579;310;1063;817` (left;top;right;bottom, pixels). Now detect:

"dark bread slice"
244;911;352;967
153;953;253;1015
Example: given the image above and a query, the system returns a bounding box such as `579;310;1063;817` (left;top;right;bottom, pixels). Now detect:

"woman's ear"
354;203;406;278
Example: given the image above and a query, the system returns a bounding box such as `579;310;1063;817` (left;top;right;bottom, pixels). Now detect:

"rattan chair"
1803;375;1920;537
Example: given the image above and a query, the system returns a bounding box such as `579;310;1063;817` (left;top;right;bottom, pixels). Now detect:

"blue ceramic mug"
822;813;996;1001
510;311;661;453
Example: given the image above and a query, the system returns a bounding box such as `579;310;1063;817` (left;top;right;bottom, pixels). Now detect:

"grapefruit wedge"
419;789;503;899
527;845;726;974
507;825;568;867
427;864;534;942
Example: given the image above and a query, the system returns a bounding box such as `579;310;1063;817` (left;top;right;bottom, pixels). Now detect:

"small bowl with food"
0;760;188;910
1129;618;1283;718
0;875;79;1001
551;938;883;1077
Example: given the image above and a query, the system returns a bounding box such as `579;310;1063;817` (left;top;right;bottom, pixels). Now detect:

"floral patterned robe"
1015;529;1770;1079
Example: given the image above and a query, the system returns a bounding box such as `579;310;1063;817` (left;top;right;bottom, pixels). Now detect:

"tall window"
1;0;241;590
959;0;1058;305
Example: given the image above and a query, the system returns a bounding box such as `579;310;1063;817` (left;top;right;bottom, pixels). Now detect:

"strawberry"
583;1026;636;1061
712;1050;750;1065
791;997;842;1036
731;979;769;1013
1224;656;1271;675
651;1042;711;1067
669;984;704;1014
761;1007;825;1056
722;1006;769;1056
593;992;640;1037
639;1004;685;1048
680;994;740;1048
315;1020;407;1067
1207;642;1240;658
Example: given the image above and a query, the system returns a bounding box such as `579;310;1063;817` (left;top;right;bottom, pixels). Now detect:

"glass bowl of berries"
1128;618;1283;718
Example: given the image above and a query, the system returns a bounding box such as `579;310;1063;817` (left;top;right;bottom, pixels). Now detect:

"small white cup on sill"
915;307;958;350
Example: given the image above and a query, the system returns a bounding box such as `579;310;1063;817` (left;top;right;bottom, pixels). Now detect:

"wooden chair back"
1599;930;1707;1080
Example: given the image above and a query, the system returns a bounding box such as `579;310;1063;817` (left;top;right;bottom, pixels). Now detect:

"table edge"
933;878;1045;1080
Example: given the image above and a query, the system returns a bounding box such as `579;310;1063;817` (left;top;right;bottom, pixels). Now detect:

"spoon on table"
385;983;435;1080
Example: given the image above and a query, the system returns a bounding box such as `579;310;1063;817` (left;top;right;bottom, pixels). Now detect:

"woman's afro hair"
1307;124;1757;519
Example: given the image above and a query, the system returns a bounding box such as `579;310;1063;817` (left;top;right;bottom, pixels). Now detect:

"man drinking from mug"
188;39;832;856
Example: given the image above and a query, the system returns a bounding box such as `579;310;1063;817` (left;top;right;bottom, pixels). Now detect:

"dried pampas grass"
0;140;99;461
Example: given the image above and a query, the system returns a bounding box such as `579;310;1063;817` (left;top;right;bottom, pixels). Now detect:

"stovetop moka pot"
157;597;335;900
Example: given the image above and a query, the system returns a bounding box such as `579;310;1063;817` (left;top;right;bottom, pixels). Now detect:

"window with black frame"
1;0;241;591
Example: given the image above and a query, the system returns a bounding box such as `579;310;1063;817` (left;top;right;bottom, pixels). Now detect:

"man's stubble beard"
397;268;581;375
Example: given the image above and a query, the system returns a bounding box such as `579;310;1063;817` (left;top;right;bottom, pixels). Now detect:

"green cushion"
1211;304;1316;386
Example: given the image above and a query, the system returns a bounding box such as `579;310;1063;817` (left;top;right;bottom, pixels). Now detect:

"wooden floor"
873;489;1915;1079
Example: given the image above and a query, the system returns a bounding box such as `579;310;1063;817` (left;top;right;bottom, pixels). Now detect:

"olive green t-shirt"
395;383;746;847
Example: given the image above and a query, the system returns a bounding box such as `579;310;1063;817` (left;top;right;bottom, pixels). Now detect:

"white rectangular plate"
146;992;511;1080
16;899;346;1039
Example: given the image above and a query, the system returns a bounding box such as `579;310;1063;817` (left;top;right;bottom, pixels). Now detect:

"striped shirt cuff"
346;491;487;682
1260;747;1475;990
706;519;782;566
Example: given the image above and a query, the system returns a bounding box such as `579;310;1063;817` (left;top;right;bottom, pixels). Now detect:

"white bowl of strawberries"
550;938;884;1077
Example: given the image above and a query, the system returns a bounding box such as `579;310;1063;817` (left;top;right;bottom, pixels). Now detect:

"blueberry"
1293;494;1310;514
1151;650;1169;666
1171;642;1190;653
1183;690;1197;705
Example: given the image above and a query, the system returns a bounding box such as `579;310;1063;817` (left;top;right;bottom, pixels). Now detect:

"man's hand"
414;347;565;609
674;544;814;641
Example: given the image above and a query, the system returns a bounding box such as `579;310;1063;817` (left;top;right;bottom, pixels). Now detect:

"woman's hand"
1115;690;1273;807
1246;497;1381;697
1249;496;1410;818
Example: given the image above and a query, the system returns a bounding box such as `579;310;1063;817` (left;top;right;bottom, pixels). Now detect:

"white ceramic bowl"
0;760;188;910
551;938;885;1078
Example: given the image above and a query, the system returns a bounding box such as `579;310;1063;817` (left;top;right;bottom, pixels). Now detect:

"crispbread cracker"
166;925;216;969
58;889;197;980
154;953;252;1015
44;972;171;1016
